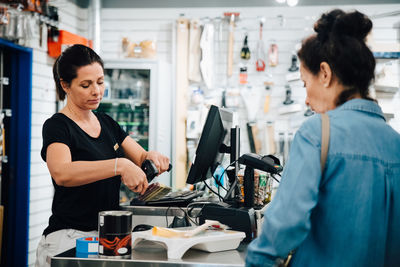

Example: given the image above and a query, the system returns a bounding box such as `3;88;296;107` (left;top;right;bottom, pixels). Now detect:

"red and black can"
98;210;133;258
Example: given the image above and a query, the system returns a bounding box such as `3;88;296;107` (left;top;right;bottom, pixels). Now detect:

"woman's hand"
118;158;148;194
145;151;170;174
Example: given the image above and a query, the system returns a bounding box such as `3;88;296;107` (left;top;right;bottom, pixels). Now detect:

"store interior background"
1;0;397;265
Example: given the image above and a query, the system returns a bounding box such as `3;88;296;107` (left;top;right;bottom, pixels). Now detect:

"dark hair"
297;9;375;106
53;44;104;101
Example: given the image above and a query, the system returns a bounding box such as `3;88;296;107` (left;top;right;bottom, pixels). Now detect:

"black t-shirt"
41;112;128;236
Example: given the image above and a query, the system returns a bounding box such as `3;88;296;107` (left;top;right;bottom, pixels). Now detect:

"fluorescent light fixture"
275;0;286;3
287;0;299;6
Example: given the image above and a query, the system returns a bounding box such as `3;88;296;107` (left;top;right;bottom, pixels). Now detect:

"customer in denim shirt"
246;9;400;267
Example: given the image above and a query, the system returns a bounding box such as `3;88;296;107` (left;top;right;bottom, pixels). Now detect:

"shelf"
118;121;149;126
101;98;149;106
131;135;149;140
383;113;395;120
103;58;158;65
373;52;400;59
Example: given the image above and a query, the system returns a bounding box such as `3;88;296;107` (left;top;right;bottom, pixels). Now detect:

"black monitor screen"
186;105;233;185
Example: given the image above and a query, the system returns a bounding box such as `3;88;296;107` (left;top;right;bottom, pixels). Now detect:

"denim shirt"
246;99;400;267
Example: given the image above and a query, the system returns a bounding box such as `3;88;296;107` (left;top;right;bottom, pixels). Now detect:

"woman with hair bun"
246;9;400;267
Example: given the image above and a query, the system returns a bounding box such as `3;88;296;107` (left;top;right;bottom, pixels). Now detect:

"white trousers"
35;229;97;267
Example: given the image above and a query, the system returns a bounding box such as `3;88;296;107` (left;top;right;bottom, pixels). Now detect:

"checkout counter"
50;204;267;267
51;242;247;267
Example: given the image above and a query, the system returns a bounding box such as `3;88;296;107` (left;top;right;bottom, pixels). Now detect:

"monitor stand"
223;126;241;204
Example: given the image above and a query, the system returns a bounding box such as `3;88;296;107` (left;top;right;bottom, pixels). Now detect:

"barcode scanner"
141;160;173;182
238;153;283;174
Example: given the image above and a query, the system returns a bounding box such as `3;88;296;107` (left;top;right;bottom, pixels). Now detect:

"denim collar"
333;98;385;121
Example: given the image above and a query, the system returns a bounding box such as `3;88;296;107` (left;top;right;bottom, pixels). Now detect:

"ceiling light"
287;0;299;6
275;0;286;4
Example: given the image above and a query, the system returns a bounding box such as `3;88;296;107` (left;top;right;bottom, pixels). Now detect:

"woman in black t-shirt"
35;44;170;267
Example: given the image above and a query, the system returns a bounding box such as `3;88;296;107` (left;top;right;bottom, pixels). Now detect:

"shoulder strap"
320;113;330;174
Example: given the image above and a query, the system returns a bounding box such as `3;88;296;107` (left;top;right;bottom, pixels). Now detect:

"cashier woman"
35;44;170;267
246;9;400;267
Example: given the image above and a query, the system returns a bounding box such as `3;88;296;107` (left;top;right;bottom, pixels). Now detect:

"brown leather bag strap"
321;113;330;174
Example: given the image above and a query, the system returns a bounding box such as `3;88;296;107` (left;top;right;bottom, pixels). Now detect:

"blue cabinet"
0;38;32;267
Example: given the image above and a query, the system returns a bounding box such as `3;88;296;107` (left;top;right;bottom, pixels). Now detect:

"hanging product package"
239;66;248;84
240;33;250;60
268;43;278;67
188;19;202;82
200;21;215;89
123;37;157;58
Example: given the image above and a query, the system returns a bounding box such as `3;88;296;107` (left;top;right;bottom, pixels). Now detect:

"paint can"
98;210;133;258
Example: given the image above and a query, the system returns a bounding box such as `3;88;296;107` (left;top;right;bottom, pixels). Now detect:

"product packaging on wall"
121;37;157;59
178;12;314;172
0;1;59;49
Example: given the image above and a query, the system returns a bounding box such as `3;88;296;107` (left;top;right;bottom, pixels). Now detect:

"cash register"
135;105;283;242
183;105;282;242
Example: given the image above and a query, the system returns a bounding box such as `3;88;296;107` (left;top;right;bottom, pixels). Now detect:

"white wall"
25;2;399;265
100;3;400;162
28;1;89;266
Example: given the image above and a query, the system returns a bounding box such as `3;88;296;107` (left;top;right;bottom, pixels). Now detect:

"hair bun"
314;9;372;42
314;9;345;42
332;11;372;41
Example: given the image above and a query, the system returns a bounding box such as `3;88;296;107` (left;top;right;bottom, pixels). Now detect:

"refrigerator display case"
96;59;172;203
98;68;151;150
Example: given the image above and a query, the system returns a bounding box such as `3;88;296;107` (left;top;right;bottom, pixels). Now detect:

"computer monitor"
186;105;237;185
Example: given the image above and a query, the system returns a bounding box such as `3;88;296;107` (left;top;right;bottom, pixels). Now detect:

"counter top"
51;203;261;266
51;240;248;267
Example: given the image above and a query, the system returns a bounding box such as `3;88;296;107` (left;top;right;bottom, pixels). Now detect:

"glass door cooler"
97;59;172;203
97;68;150;150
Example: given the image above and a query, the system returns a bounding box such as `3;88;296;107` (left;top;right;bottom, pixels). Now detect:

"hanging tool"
200;20;215;89
240;33;250;60
213;17;223;87
241;85;262;122
288;54;299;72
264;121;276;155
256;18;266;72
188;19;202;83
224;12;240;77
263;71;274;113
286;52;301;82
283;84;294;105
175;16;190;188
263;86;271;113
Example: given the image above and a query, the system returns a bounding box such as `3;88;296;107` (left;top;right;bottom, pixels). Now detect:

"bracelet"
114;158;118;176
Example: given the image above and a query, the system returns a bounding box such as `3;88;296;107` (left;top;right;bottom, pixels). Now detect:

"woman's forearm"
50;158;128;187
122;136;148;166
